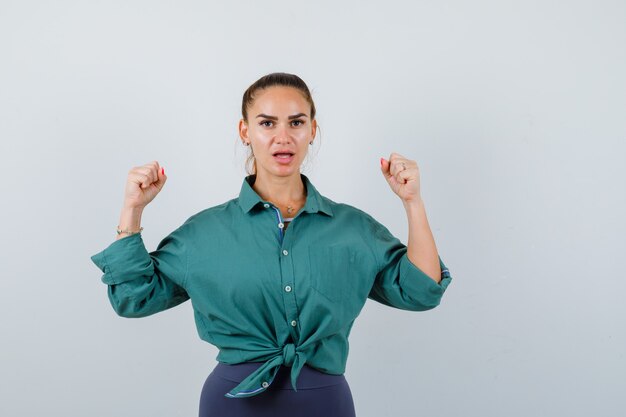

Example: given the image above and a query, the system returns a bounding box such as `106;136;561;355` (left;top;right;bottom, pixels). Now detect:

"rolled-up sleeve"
365;215;452;311
90;228;190;318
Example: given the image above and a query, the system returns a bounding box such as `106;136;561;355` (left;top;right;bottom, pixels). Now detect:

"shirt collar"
238;173;334;217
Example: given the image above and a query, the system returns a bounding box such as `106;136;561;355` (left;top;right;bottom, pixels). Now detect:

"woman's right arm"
116;206;144;241
90;161;190;318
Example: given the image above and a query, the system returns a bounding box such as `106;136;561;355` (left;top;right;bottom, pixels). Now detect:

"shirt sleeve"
89;227;190;318
365;215;452;311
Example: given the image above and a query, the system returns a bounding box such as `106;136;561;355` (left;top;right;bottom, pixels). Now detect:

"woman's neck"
252;172;305;202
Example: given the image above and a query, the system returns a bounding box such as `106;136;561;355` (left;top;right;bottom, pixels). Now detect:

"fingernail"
161;167;164;175
380;157;384;166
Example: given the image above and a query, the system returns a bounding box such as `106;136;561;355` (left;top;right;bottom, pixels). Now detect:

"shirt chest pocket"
308;244;357;303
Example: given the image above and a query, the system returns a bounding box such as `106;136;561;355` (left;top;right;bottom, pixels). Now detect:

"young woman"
91;72;452;417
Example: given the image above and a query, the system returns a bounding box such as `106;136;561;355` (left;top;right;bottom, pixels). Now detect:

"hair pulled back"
241;72;318;175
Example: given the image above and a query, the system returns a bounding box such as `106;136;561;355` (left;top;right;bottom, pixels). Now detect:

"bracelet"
116;225;144;236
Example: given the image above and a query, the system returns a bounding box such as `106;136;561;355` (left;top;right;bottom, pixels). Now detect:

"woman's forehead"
252;86;309;108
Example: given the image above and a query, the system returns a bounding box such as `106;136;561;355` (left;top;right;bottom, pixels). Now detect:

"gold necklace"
272;196;305;216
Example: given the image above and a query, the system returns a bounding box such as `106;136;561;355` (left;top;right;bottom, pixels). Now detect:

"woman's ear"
238;118;249;143
311;119;317;139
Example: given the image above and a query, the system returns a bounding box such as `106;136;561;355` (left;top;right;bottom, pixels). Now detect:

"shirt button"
282;250;288;256
262;381;269;388
285;285;292;292
290;320;297;327
278;222;284;229
263;203;270;208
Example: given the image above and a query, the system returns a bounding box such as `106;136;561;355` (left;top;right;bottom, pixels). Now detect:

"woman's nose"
274;125;292;142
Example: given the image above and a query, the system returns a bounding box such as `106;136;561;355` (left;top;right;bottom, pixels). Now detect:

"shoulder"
194;197;241;222
322;195;388;233
170;198;238;237
151;198;239;252
186;199;236;222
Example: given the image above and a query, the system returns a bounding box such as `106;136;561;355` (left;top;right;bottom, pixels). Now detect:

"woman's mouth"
273;153;295;164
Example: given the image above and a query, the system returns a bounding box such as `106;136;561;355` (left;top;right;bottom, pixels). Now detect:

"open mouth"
273;152;295;163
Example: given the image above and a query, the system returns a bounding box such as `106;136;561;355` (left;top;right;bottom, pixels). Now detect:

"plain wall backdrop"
1;1;624;416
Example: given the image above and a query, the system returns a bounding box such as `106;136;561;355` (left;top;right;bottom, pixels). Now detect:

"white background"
1;1;624;416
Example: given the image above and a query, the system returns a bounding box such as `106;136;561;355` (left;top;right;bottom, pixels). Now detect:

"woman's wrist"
117;206;144;239
402;197;425;214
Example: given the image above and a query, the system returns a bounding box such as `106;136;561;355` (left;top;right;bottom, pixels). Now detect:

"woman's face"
239;86;317;179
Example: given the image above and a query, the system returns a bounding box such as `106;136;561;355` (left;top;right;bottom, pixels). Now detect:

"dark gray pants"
199;362;356;417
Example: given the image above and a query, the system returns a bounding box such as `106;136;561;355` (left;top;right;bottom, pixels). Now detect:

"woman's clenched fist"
380;152;422;205
123;161;167;210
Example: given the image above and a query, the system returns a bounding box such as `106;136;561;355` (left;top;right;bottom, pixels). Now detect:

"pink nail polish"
161;167;164;175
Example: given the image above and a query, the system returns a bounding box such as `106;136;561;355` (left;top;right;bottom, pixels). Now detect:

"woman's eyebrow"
256;113;308;120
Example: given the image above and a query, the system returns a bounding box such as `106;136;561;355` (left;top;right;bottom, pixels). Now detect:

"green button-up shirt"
90;173;452;399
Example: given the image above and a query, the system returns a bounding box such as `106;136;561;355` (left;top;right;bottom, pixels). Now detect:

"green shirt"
90;173;452;399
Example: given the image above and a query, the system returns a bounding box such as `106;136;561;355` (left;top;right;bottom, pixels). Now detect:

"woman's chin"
257;158;302;177
270;165;300;177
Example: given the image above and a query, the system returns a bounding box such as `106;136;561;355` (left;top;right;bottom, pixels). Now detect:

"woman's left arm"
403;199;441;283
381;152;441;283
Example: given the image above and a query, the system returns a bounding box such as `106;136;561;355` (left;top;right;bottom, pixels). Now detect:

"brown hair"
240;72;320;175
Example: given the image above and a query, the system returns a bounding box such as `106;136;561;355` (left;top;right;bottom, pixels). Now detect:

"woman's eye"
291;120;304;126
260;120;273;127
